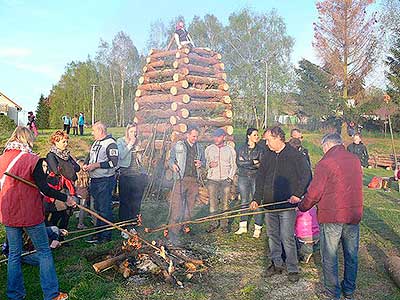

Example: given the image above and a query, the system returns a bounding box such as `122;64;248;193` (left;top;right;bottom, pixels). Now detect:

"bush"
0;115;16;136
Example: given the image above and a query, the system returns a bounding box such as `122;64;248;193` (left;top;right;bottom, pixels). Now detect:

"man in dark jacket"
347;133;369;167
251;126;311;283
290;133;363;300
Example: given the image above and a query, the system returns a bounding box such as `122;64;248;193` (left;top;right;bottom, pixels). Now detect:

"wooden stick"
145;200;292;233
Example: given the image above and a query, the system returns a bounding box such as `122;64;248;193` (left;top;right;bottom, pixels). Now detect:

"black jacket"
236;143;263;177
254;143;311;209
347;142;369;167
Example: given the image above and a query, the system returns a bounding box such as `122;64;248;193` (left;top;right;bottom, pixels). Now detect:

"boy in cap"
205;128;237;233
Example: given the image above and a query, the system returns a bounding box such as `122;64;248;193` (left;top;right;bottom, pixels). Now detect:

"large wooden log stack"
134;47;233;147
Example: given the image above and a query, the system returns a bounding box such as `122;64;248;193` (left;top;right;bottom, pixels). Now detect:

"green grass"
0;128;400;299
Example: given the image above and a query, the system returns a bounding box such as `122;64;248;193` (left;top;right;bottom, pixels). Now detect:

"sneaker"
52;292;68;300
265;262;283;277
343;293;354;300
288;272;300;283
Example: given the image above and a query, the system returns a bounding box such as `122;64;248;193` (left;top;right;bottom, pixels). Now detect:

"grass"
0;127;400;299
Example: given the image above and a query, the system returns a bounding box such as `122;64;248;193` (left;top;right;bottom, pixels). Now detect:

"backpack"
368;176;383;189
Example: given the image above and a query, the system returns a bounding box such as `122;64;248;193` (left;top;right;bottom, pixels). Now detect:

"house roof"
0;91;22;110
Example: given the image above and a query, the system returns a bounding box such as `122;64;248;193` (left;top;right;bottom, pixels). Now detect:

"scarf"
49;145;70;161
4;141;33;154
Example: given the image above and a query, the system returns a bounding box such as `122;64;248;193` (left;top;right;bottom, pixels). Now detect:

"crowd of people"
61;112;85;136
0;121;366;300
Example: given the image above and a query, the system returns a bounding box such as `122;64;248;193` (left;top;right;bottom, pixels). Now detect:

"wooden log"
218;83;229;91
223;109;233;119
138;80;189;92
135;108;189;120
179;116;232;128
175;57;190;64
188;52;220;65
172;72;227;81
135;94;191;104
198;134;235;143
138;123;187;133
184;74;225;86
170;87;229;98
134;101;173;112
170;101;230;111
385;256;400;288
93;254;127;273
191;47;220;57
146;60;166;69
149;48;189;59
175;63;217;75
143;65;156;73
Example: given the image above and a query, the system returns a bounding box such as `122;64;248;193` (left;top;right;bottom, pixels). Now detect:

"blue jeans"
6;222;60;300
238;175;264;226
320;223;360;299
265;209;298;272
90;176;116;240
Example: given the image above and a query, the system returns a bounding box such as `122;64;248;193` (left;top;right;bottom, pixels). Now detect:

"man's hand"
249;201;259;210
54;200;67;211
172;164;180;173
85;163;99;172
209;161;218;168
194;160;202;168
288;195;301;204
66;196;77;208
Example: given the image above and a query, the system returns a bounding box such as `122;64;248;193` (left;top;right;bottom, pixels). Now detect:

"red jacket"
0;150;44;227
299;145;363;224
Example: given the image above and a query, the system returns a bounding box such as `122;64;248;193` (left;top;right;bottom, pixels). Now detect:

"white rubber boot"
253;224;263;238
234;221;248;235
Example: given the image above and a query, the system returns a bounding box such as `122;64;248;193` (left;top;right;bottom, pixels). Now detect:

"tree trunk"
119;69;125;126
109;67;119;126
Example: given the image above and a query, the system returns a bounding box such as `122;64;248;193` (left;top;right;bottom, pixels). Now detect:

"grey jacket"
169;140;205;181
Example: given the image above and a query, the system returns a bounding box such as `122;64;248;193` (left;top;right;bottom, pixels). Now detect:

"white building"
0;91;22;125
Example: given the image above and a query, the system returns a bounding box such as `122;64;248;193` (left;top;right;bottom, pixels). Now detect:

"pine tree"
36;94;50;129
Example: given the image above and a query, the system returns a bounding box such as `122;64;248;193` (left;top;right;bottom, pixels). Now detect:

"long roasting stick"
145;200;292;233
4;172;161;252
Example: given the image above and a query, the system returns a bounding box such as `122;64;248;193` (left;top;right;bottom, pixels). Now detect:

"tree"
35;94;50;129
386;28;400;106
295;59;341;120
189;14;225;53
313;0;379;102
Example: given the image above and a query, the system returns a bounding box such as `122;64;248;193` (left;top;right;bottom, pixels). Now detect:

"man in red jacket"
290;133;363;300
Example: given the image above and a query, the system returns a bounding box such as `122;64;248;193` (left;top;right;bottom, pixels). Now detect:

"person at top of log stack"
290;128;311;167
44;130;80;232
117;122;148;239
0;126;76;300
83;122;119;244
234;128;264;238
174;20;195;50
290;133;363;300
205;128;237;233
251;126;311;283
168;125;205;242
346;133;369;168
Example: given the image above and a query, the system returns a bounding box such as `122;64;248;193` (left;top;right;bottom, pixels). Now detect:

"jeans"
90;176;116;240
207;179;231;228
265;209;298;272
79;125;84;135
238;175;264;226
6;222;60;300
320;223;360;299
118;174;147;228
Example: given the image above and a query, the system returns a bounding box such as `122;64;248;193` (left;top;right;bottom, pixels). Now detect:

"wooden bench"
369;154;400;169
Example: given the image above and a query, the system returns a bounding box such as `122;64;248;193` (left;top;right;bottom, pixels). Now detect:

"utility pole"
91;84;97;126
264;61;268;129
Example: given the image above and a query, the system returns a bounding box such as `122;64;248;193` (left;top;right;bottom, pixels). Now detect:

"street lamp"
91;84;98;126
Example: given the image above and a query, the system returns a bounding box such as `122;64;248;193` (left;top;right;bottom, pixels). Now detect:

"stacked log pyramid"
134;47;233;145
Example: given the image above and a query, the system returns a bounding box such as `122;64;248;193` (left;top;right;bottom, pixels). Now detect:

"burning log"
93;253;128;273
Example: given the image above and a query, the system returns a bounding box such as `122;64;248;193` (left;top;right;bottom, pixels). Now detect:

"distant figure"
290;128;311;167
347;133;369;168
27;111;38;137
78;112;85;136
62;113;71;134
174;21;195;49
71;114;78;136
347;121;356;137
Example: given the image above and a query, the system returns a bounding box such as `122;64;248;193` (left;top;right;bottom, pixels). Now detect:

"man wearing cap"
205;128;237;233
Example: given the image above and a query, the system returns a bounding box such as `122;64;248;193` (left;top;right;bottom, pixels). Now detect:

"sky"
1;0;320;112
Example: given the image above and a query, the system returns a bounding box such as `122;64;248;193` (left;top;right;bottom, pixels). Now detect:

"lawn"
0;127;399;300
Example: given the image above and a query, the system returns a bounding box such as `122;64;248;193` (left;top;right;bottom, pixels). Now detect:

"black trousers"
63;124;70;134
79;125;84;135
118;174;147;227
